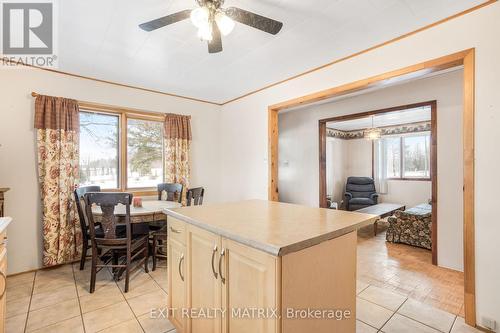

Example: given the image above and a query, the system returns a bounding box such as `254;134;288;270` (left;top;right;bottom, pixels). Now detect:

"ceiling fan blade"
225;7;283;35
139;9;191;32
208;22;222;53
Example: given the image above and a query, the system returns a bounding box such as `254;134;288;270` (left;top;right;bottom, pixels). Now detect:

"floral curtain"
164;114;192;205
34;95;82;266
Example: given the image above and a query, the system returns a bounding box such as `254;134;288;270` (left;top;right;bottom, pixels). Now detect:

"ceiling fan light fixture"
215;12;235;36
197;23;213;41
190;7;209;28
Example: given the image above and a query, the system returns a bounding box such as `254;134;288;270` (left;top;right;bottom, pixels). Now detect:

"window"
382;132;431;180
403;134;430;178
79;112;119;189
78;110;165;191
127;118;164;188
385;137;401;178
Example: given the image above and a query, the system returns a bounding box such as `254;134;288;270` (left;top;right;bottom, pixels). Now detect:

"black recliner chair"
344;177;378;211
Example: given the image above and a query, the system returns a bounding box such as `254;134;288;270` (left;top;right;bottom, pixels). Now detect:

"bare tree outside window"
127;118;164;188
79;112;119;189
403;135;430;178
384;132;430;180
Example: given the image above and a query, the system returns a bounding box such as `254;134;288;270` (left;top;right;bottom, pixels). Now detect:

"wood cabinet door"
187;226;222;333
221;239;280;333
168;237;187;332
0;248;7;333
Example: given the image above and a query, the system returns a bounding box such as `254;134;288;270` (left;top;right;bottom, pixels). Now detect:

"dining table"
91;200;182;224
91;200;182;279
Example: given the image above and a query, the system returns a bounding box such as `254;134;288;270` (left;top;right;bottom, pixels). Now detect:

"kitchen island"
164;200;377;333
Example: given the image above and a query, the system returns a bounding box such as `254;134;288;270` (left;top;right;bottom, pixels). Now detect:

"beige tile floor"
5;254;480;333
356;281;482;333
357;222;465;316
5;260;174;333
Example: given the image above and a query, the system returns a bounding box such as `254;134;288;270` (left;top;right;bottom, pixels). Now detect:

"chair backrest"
157;183;183;203
186;187;204;206
74;186;101;240
84;192;133;246
345;177;376;198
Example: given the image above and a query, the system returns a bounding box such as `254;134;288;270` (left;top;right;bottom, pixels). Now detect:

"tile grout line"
356;283;371;295
360;284;457;333
356;318;379;332
449;315;458;333
378;297;409;332
358;294;406;313
148;262;176;333
396;307;457;333
72;263;87;333
359;283;460;332
22;266;82;332
112;267;147;333
22;270;37;333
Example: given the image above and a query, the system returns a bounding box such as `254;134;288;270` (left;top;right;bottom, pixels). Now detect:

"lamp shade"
190;7;209;28
215;12;235;36
364;128;382;140
197;23;213;41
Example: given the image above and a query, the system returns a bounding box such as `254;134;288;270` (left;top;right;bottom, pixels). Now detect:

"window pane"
403;134;430;178
79;112;119;189
385;137;401;178
127;118;163;188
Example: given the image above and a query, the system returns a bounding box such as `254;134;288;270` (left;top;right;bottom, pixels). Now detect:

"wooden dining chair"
74;185;101;270
84;192;149;293
157;183;183;203
186;187;205;206
150;187;205;271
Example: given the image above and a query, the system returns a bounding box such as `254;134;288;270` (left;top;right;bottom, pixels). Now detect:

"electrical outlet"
482;317;497;331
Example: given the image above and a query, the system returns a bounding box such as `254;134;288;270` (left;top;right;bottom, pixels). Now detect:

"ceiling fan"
139;0;283;53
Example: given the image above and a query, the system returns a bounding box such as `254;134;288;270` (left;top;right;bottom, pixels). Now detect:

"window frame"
386;131;432;181
78;104;166;196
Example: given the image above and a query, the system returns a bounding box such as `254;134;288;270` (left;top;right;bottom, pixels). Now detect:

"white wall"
324;138;372;204
382;180;431;209
0;68;221;274
219;3;500;317
345;139;372;178
326;137;346;203
277;70;462;271
326;138;432;209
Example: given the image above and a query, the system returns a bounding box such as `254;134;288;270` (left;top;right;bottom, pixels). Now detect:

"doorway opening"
319;101;438;264
268;49;475;326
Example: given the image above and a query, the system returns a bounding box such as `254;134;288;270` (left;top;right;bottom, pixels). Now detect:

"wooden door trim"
267;49;475;326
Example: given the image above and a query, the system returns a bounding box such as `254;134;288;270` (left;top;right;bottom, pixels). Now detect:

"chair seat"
94;225;126;239
148;220;167;232
349;197;375;205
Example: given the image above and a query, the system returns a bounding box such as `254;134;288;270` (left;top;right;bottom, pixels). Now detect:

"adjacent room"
279;68;467;322
1;1;500;333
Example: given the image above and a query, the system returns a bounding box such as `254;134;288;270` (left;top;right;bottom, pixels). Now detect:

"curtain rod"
30;92;191;119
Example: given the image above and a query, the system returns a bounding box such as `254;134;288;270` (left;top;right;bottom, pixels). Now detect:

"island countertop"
164;199;377;256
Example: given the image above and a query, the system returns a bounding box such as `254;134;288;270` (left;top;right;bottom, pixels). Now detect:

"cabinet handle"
0;271;5;298
218;248;226;284
211;245;218;279
179;254;185;282
170;227;181;234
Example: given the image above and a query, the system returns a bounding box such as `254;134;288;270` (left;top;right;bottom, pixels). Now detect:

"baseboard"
6;259;79;277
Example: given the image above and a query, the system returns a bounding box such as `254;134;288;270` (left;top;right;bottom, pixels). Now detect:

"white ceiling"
57;0;484;103
327;106;431;131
